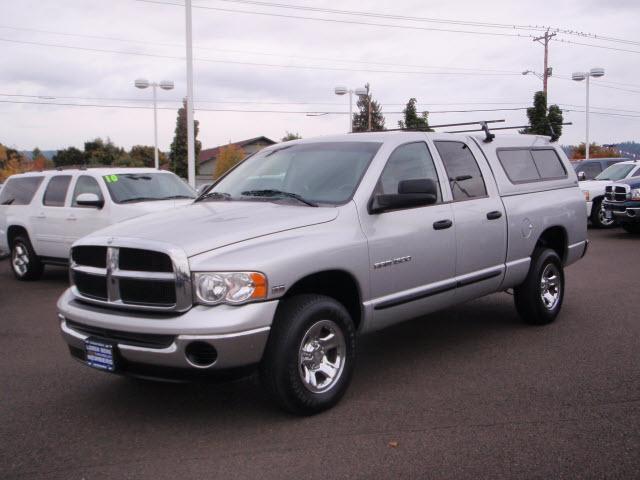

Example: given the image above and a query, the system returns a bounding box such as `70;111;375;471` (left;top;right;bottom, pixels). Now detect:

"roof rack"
386;119;505;143
448;122;573;143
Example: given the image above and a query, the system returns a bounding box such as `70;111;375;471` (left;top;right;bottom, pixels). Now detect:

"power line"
0;25;520;74
136;0;536;39
0;37;524;77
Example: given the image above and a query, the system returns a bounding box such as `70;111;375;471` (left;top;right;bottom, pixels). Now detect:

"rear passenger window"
377;142;441;202
43;175;72;207
0;177;44;205
434;141;487;200
531;150;566;179
498;148;567;183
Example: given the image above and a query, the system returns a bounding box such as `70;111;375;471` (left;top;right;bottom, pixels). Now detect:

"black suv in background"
603;177;640;234
574;158;628;181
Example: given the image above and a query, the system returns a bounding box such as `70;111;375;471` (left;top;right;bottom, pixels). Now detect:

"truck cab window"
377;142;441;201
435;141;487;200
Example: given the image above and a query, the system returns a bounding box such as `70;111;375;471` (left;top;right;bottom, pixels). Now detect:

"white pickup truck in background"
0;168;196;280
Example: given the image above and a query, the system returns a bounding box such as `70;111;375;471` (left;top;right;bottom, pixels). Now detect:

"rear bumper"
57;288;278;377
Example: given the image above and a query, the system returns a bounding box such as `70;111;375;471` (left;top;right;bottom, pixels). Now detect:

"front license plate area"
85;338;117;372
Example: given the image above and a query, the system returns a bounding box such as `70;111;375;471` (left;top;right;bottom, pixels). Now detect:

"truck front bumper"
57;288;278;379
603;202;640;223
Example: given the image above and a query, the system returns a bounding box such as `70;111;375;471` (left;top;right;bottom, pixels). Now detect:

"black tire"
590;198;616;229
260;294;356;415
514;248;564;325
10;234;44;281
621;223;640;234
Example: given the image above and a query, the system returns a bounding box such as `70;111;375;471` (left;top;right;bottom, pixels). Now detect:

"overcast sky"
2;0;640;152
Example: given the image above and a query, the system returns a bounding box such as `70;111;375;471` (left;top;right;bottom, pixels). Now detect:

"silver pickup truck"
58;132;588;414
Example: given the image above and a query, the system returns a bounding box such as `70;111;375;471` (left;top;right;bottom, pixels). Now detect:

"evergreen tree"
522;91;563;141
169;99;201;178
352;84;385;132
281;131;302;142
52;147;85;167
398;98;432;131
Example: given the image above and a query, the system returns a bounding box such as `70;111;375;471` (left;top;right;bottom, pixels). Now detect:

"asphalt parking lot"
1;228;639;479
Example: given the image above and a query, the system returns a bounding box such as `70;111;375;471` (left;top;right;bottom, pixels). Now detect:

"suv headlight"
631;188;640;201
193;272;267;305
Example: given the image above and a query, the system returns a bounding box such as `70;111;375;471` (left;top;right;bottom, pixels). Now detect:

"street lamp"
572;67;605;161
334;85;367;133
522;70;543;80
134;78;175;169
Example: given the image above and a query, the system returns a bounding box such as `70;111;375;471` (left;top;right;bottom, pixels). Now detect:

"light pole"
334;85;367;133
185;0;196;187
572;67;605;161
134;79;174;169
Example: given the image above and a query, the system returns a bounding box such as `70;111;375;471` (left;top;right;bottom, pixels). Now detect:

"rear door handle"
36;213;46;219
67;215;77;221
486;211;502;220
433;219;453;230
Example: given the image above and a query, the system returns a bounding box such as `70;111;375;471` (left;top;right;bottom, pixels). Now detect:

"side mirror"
577;171;586;181
76;193;104;209
370;178;438;214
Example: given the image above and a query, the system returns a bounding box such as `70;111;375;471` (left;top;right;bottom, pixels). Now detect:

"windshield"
103;172;196;204
595;164;636;181
206;142;381;205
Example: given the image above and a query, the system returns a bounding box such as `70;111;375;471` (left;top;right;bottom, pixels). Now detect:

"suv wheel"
260;294;356;415
11;235;44;281
621;223;640;234
590;198;616;228
514;248;564;325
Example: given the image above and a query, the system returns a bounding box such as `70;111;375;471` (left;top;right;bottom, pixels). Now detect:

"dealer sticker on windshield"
85;338;116;372
103;174;119;183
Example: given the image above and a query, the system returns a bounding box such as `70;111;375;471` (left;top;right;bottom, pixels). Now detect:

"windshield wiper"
161;195;195;200
196;191;233;202
119;196;160;203
241;189;318;207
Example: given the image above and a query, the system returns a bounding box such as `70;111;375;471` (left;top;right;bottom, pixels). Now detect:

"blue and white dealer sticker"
85;338;116;372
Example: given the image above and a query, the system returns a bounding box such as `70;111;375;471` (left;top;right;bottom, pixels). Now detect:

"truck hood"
610;177;640;189
82;201;339;256
112;198;195;222
579;179;611;194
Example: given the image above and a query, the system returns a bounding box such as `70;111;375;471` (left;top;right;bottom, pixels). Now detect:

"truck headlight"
582;190;590;201
193;272;267;305
631;188;640;201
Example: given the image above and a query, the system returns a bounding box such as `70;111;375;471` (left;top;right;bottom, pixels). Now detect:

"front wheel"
11;235;44;281
514;248;564;325
260;294;356;415
590;198;616;228
621;223;640;234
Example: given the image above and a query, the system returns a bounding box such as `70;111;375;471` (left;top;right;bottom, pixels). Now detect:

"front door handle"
35;213;46;219
433;219;453;230
67;215;77;221
486;211;502;220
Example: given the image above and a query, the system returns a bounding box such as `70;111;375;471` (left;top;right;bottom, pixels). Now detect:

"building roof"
198;136;276;165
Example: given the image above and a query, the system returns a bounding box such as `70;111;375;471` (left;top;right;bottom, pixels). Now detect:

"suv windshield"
595;164;636;181
103;173;196;204
205;142;381;205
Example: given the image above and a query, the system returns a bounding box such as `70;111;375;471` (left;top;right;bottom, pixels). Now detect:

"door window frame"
433;140;489;202
367;141;448;214
42;175;73;207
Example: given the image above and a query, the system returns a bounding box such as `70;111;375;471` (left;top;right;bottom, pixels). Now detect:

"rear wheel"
621;223;640;234
590;198;616;228
11;235;44;281
514;248;564;325
260;294;356;415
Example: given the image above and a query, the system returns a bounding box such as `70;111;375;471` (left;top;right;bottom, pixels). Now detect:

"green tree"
352;84;385;132
52;147;86;167
84;137;124;166
129;145;166;168
281;131;302;142
570;143;621;160
398;98;432;131
522;91;563;141
169;99;201;178
213;144;245;179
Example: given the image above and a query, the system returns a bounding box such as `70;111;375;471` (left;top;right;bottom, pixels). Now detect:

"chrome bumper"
612;207;640;220
58;288;278;372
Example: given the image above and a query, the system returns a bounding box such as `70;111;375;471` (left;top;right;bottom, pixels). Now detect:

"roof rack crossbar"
447;122;573;139
384;119;505;133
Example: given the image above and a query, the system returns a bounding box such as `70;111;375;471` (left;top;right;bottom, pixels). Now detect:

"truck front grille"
605;185;628;202
70;244;191;312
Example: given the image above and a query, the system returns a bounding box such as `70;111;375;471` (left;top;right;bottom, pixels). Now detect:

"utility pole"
533;29;556;97
185;0;196;188
367;85;372;132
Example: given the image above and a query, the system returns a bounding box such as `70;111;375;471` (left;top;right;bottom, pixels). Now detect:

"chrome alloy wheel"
598;204;615;227
540;263;561;310
298;319;346;394
12;243;29;277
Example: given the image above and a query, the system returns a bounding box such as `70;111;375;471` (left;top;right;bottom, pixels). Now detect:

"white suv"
0;168;196;280
579;160;640;228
